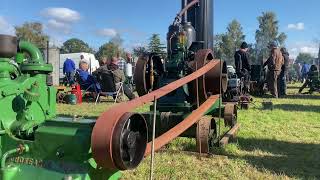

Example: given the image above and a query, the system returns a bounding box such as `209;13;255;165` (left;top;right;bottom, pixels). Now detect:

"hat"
240;42;248;49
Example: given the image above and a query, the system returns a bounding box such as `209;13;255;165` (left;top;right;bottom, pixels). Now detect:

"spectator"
109;57;136;100
234;41;251;93
294;63;302;82
125;52;134;88
100;57;109;66
117;52;126;71
77;61;100;92
279;47;289;96
263;41;284;98
63;58;75;86
299;65;319;93
301;62;311;83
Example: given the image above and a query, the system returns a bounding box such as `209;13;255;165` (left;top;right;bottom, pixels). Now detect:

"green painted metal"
18;41;53;73
0;40;120;179
15;53;24;64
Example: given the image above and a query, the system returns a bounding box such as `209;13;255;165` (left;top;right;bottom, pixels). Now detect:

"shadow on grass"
273;104;320;112
283;94;320;100
232;137;320;179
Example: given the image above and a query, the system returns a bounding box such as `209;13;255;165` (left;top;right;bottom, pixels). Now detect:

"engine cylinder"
182;22;196;49
0;34;17;58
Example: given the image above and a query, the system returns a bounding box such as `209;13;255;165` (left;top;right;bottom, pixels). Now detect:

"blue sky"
0;0;319;58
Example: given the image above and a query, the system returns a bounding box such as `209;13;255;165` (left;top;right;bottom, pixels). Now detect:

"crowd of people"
62;53;136;101
63;42;319;102
234;41;319;98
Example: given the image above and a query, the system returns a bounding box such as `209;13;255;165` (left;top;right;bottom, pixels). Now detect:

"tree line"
214;11;316;65
14;22;165;61
13;12;316;64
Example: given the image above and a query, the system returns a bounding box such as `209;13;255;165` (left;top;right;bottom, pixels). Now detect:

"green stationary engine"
133;0;237;152
0;35;120;180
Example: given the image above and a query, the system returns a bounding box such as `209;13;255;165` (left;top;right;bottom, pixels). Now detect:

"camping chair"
74;71;99;100
95;72;124;105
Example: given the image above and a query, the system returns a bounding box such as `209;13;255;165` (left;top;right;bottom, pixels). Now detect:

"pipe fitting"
1;144;30;169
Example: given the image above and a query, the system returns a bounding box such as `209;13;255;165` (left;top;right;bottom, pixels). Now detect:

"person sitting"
95;57;136;100
76;61;101;92
299;65;319;93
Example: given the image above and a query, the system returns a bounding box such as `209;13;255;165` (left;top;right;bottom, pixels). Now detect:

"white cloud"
96;28;118;37
288;42;319;59
0;16;15;35
300;46;318;54
287;22;304;31
41;8;80;23
47;19;70;34
41;7;81;34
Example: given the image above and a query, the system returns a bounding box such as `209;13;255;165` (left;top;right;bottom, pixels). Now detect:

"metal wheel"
112;113;148;170
224;103;237;127
189;49;228;104
134;54;164;96
57;92;65;103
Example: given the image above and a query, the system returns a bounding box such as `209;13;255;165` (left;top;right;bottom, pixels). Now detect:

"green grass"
57;83;320;179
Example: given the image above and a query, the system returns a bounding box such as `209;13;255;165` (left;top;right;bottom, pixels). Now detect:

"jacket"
63;59;75;74
264;48;284;71
234;50;251;77
108;64;125;84
281;52;290;72
301;64;311;75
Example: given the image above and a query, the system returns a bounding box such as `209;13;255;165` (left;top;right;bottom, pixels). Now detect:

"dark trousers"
299;80;309;93
65;72;75;86
278;70;287;96
267;70;280;98
237;70;250;94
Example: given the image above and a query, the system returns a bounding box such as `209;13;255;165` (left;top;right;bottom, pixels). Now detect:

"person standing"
263;41;284;98
124;52;134;88
298;65;319;93
234;42;251;93
301;62;311;83
279;47;290;96
63;58;76;86
117;52;126;71
294;63;302;82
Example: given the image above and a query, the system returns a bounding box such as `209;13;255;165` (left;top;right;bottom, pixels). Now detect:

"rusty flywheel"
91;49;222;170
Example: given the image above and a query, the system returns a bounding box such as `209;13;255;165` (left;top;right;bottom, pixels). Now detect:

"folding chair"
95;72;124;105
75;71;99;100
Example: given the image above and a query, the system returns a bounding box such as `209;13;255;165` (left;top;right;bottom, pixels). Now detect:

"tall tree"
148;34;166;56
255;12;287;60
295;53;314;64
213;34;223;59
218;20;245;65
60;38;94;54
95;42;120;60
110;34;124;47
15;22;49;48
133;46;148;57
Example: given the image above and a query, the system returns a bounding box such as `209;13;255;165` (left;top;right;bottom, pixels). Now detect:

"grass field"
57;84;320;180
